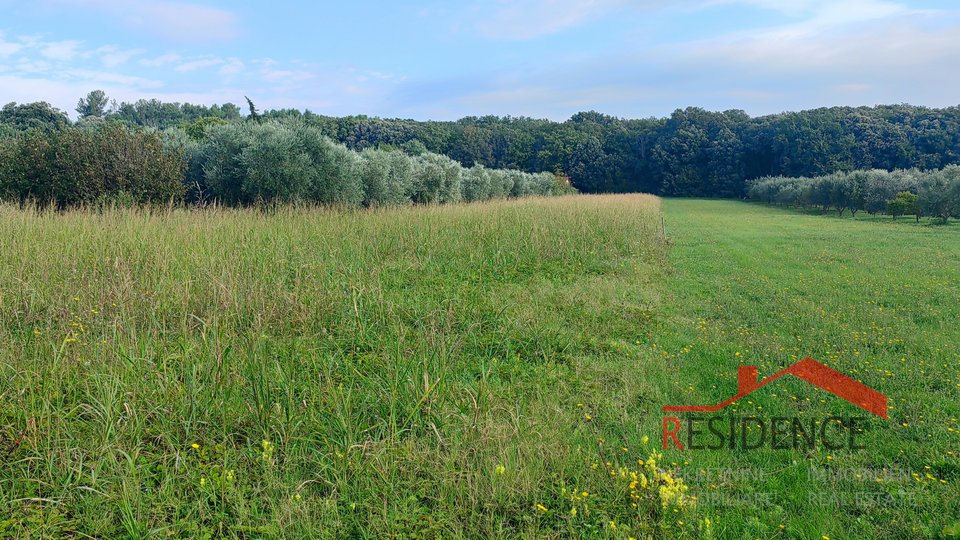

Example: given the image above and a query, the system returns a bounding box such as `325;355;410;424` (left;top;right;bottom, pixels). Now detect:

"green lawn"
656;199;960;539
0;197;957;539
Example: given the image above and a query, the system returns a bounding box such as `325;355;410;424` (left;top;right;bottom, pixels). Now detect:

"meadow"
0;196;957;538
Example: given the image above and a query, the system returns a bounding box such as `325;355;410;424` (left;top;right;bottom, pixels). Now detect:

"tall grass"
0;195;689;538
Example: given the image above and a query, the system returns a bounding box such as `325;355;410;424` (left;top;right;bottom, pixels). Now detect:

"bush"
302;130;363;206
0;117;571;209
412;153;462;204
0;124;184;207
748;166;960;222
886;191;919;221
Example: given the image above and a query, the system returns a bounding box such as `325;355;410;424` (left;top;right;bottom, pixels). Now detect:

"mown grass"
0;195;698;538
2;196;957;539
654;199;960;539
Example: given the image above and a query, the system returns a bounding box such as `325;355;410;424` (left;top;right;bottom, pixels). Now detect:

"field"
0;196;957;538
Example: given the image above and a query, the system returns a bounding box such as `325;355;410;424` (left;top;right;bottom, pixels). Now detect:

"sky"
1;0;959;121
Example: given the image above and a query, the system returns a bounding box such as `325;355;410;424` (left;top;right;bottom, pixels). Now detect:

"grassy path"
655;199;960;539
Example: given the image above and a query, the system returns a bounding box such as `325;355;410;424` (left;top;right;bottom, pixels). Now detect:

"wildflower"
261;440;274;462
495;464;506;475
536;504;548;513
641;435;649;446
294;493;301;501
200;476;206;487
570;507;577;517
191;443;200;450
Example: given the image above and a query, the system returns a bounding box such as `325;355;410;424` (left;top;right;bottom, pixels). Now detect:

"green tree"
76;90;111;119
0;101;70;131
886;191;919;221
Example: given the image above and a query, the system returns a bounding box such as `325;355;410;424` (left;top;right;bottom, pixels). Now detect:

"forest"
2;91;960;203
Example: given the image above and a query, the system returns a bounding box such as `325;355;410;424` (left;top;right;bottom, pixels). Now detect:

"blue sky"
1;0;959;120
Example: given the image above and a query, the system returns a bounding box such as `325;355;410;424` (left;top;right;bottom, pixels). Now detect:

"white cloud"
41;0;240;42
16;60;51;73
475;0;630;40
64;68;163;88
175;57;223;72
39;40;82;61
0;73;243;118
97;46;145;67
0;33;22;57
140;53;181;67
218;57;244;76
261;69;313;83
673;5;960;75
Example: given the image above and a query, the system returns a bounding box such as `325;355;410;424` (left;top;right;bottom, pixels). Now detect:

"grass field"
0;196;957;538
659;200;959;539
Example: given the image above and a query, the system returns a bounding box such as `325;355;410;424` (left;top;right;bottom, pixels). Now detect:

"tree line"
3;91;960;199
747;167;960;222
0;98;571;208
259;106;960;198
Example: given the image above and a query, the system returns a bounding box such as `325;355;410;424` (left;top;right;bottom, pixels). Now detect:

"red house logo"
662;358;887;418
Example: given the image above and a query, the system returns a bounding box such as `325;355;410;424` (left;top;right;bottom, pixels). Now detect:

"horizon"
2;1;960;121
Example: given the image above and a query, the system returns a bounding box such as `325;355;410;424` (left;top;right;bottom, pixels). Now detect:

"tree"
0;101;70;131
76;90;111;119
886;191;919;221
245;96;261;124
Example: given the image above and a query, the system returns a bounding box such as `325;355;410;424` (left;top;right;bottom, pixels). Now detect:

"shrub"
359;148;392;206
412;153;462;204
302;130;363;206
239;123;315;203
0;124;184;207
0;117;569;209
462;164;492;202
886;191;919;221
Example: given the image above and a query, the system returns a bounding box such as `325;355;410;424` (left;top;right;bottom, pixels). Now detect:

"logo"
661;358;888;451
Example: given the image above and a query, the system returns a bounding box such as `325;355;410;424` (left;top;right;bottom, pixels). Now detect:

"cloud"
41;0;240;42
673;3;958;75
16;60;52;73
218;57;244;76
378;1;960;120
0;33;23;57
140;53;181;67
97;46;145;67
175;57;222;72
0;73;243;117
39;40;82;61
475;0;631;40
64;68;163;88
261;69;314;83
